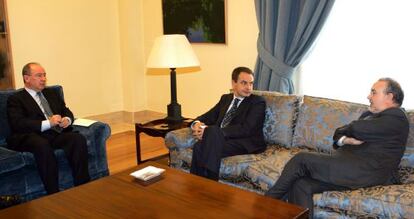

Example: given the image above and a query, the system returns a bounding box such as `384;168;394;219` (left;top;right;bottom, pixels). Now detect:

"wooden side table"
135;118;193;164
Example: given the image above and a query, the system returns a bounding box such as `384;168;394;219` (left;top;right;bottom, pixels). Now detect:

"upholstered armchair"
0;85;110;203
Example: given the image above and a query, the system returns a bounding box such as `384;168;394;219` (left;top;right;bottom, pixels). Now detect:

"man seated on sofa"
266;78;409;217
6;62;90;194
190;66;266;180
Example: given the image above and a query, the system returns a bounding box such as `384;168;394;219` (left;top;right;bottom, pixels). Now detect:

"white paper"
130;166;165;181
73;118;97;127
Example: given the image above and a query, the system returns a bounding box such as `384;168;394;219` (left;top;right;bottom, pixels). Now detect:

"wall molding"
85;110;166;134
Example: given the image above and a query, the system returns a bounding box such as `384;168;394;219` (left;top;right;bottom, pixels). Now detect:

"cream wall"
6;0;258;119
7;0;124;117
118;0;147;112
142;0;258;118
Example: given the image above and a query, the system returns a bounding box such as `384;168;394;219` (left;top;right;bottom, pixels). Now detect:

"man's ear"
231;80;237;87
23;75;29;83
386;92;394;103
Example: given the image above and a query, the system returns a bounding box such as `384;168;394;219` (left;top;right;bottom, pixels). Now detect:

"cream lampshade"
146;34;200;123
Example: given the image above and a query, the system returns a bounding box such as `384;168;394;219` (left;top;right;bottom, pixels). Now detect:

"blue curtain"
254;0;335;93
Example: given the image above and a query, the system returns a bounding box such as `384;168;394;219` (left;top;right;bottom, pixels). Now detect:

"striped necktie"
37;92;53;118
221;98;240;128
37;92;62;133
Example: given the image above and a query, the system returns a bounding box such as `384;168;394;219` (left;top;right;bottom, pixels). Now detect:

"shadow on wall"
146;66;201;76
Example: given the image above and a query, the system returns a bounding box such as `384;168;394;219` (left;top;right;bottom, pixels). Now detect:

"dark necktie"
37;92;53;117
221;98;240;128
37;92;62;133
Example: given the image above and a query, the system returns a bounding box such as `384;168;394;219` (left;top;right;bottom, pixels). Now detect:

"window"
300;0;414;109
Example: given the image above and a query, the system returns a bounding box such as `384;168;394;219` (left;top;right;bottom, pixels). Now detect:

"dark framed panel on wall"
162;0;226;44
0;0;14;90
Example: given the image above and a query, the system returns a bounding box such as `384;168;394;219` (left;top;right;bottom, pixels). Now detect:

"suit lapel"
21;89;46;118
42;89;57;114
217;94;253;125
233;95;251;118
218;94;233;123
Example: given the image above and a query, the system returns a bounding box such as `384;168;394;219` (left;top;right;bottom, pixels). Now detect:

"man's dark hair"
232;66;253;82
22;62;40;76
379;77;404;106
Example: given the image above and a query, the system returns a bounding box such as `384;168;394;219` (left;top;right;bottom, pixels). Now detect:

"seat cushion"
0;147;25;175
244;146;308;191
292;95;367;152
220;145;282;180
399;166;414;184
314;184;414;218
171;146;280;181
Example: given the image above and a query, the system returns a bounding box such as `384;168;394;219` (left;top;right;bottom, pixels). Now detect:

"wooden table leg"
135;124;142;165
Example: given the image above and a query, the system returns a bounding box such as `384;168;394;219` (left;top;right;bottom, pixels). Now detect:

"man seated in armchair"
6;62;90;195
265;78;409;217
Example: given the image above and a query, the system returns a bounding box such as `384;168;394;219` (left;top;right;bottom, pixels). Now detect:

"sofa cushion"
172;145;282;181
400;110;414;169
313;209;345;218
244;146;308;191
220;145;283;180
398;166;414;184
0;147;25;175
313;184;414;218
253;90;300;147
292;95;367;152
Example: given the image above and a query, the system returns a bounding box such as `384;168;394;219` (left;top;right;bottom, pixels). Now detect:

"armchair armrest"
0;147;25;175
165;127;197;151
73;121;111;178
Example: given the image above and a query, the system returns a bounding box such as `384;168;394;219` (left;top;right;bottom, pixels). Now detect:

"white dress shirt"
25;87;71;132
192;95;245;127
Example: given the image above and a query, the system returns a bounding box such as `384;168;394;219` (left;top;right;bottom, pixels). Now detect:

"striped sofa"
165;90;414;218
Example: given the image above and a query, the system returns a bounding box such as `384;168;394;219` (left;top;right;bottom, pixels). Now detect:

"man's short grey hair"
379;77;404;106
22;62;41;76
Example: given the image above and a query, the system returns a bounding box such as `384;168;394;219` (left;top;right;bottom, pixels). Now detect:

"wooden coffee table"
0;162;308;218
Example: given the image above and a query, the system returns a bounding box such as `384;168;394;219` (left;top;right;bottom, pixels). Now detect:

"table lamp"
146;34;200;123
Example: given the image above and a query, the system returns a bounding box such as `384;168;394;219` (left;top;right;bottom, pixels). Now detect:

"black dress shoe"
206;169;219;181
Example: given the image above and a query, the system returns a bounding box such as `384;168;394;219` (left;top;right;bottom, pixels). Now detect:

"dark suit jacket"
6;87;74;147
196;93;266;153
332;107;409;186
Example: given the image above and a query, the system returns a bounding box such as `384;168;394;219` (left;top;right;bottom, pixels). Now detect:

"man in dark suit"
265;78;409;217
7;62;90;194
190;66;266;180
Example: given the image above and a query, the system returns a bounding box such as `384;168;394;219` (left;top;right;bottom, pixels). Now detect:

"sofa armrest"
165;127;197;151
72;122;111;177
314;183;414;218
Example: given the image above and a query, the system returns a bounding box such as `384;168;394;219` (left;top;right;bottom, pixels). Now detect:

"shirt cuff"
63;117;72;125
337;136;347;147
191;120;201;128
41;120;51;132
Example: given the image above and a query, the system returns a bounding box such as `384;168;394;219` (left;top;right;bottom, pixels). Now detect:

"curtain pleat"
254;0;335;94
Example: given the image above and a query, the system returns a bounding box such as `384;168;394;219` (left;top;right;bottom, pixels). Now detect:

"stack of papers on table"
73;118;97;127
130;166;165;181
